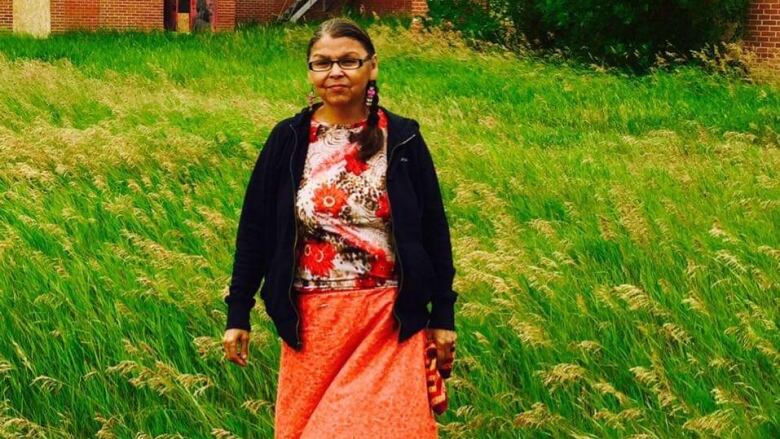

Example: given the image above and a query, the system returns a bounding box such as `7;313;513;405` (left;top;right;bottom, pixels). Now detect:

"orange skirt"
274;284;438;439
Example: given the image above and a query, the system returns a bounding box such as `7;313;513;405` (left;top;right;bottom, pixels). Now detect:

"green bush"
426;0;505;44
427;0;752;72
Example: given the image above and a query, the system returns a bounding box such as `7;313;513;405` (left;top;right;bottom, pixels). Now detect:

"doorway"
164;0;201;32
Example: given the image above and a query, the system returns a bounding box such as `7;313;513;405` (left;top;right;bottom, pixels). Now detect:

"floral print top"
292;108;399;292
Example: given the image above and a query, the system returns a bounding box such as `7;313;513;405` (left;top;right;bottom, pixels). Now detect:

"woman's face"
308;34;378;110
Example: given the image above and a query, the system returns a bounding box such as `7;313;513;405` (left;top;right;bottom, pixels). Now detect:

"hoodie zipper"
387;132;418;335
288;124;302;348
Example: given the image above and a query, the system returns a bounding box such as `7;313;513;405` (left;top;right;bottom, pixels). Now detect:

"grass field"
1;19;779;438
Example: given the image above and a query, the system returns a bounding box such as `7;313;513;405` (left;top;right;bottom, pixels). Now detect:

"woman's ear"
370;55;379;81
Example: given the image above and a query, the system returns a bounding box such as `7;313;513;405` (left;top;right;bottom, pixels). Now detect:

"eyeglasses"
308;55;373;72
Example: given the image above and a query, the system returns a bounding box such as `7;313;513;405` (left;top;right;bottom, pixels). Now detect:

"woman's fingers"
436;344;449;366
427;328;457;366
224;339;237;363
239;332;249;363
224;329;249;367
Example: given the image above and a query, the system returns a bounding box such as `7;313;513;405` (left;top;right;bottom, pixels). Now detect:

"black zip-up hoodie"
224;102;458;351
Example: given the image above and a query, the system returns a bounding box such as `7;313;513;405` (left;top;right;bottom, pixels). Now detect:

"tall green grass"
1;20;778;438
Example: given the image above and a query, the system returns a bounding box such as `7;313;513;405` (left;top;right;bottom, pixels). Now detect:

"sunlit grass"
1;19;779;438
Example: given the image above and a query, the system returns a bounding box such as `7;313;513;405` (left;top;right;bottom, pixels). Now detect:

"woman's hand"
224;328;251;367
426;327;457;366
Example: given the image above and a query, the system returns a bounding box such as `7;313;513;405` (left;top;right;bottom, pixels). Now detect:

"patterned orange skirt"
274;284;438;439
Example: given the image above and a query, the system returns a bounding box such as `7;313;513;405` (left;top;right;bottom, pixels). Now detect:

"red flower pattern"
375;191;390;220
345;149;369;175
300;239;337;277
368;252;394;278
313;183;347;216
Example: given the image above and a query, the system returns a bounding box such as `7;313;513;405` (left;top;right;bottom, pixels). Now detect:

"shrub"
427;0;753;72
426;0;505;44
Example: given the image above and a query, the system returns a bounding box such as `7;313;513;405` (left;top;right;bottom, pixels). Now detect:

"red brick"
0;0;12;31
746;0;780;67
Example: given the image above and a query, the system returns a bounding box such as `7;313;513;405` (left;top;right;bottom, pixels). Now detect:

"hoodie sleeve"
224;124;281;332
414;123;458;331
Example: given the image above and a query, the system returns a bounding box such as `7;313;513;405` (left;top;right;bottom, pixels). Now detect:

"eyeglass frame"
307;54;374;72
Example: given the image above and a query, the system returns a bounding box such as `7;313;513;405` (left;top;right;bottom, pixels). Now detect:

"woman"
222;17;458;437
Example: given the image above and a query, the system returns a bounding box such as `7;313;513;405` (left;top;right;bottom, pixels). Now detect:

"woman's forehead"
310;36;367;57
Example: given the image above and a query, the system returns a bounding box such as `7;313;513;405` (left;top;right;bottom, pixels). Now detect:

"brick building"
744;0;780;65
0;0;428;36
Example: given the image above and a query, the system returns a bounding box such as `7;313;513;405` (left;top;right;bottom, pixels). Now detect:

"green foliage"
426;0;505;42
428;0;752;72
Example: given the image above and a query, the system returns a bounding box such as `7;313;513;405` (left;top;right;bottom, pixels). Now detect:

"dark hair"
307;18;383;163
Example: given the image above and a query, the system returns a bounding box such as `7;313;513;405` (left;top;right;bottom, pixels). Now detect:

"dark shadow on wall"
193;0;213;32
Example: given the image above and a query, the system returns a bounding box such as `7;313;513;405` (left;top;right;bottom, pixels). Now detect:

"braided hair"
307;18;385;163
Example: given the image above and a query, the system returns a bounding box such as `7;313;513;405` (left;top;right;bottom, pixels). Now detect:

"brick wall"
50;0;99;33
50;0;162;33
347;0;426;17
236;0;287;24
0;0;12;31
214;0;236;31
296;0;428;22
744;0;780;65
410;0;428;16
297;0;354;22
233;0;429;25
99;0;162;31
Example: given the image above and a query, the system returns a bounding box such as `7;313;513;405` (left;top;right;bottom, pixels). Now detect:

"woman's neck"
314;103;370;126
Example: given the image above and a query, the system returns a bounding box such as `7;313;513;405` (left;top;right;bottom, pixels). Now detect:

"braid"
355;79;384;163
366;79;380;127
